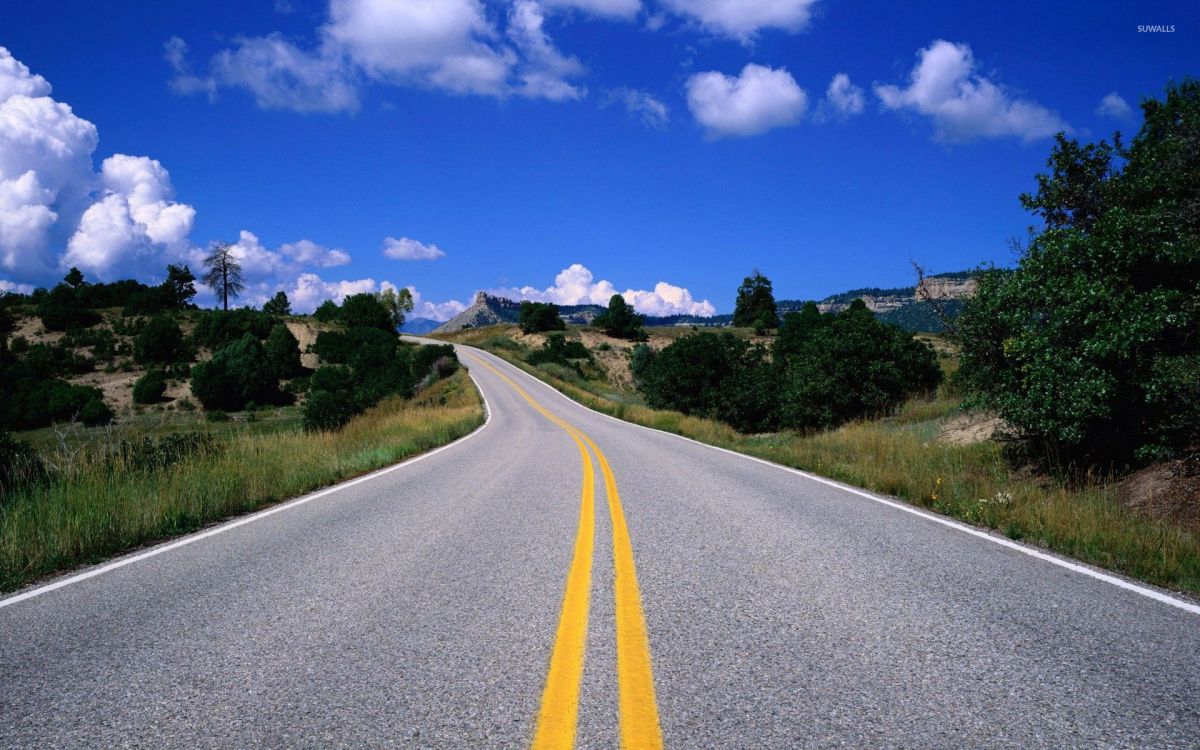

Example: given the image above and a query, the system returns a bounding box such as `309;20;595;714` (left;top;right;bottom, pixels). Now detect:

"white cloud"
281;238;351;267
822;72;864;117
382;236;446;261
489;262;716;316
0;278;35;294
540;0;641;19
0;47;202;283
407;286;468;321
661;0;818;41
686;63;806;138
607;87;669;128
171;0;592;111
211;34;361;113
508;0;587;101
875;40;1068;143
1095;91;1133;121
288;271;390;312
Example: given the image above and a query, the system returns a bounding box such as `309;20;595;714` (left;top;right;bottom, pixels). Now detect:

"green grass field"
0;370;485;592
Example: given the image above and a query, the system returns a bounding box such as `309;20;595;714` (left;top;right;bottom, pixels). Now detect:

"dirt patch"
1116;451;1200;532
71;370;140;414
937;412;1003;445
286;319;322;369
11;314;63;345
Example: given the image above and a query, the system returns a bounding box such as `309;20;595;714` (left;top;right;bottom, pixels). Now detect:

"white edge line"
0;368;493;611
464;345;1200;617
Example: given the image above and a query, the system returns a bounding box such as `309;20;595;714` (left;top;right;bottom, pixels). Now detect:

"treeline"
633;300;942;432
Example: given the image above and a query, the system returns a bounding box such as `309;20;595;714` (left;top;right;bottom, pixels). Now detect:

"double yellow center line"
466;354;662;750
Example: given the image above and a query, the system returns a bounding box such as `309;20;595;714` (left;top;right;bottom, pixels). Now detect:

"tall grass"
475;343;1200;596
0;371;484;591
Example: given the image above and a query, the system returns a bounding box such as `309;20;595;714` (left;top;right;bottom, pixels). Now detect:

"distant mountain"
399;317;441;334
431;293;522;333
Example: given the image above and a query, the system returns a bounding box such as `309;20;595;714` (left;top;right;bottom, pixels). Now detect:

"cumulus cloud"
172;0;592;111
0;278;35;294
686;63;806;138
661;0;818;41
1095;91;1134;121
875;40;1068;143
382;236;446;261
821;72;864;118
489;263;716;316
606;87;669;128
0;47;201;283
287;272;391;313
407;286;468;321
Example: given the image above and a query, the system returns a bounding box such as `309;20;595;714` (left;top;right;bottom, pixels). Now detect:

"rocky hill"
431;293;523;333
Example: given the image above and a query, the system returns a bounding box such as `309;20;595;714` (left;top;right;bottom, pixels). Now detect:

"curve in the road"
466;354;663;750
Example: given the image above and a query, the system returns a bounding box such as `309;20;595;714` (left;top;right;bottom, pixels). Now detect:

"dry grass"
0;370;485;592
464;338;1200;596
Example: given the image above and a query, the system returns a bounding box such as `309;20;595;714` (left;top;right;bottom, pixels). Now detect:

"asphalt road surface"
2;343;1198;749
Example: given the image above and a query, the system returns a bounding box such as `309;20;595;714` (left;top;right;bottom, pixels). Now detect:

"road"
2;343;1198;749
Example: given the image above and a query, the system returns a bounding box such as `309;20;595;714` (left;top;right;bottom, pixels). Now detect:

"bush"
189;334;283;411
411;343;459;380
526;334;591;366
132;370;168;405
638;332;777;432
776;301;941;429
519;301;566;333
0;378;112;430
958;80;1200;470
134;315;187;365
264;324;301;378
313;299;340;323
190;309;275;350
303;366;358;431
314;330;354;364
37;285;99;331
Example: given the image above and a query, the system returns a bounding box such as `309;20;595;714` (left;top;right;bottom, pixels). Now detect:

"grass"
447;327;1200;597
0;370;485;592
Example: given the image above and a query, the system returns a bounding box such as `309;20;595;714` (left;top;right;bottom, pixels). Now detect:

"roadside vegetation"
432;81;1200;595
0;249;483;591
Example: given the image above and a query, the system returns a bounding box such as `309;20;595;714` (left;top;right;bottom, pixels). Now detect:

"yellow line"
465;354;595;749
467;353;663;749
579;431;663;750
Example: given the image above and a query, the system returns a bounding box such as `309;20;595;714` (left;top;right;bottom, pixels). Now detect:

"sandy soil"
937;412;1003;445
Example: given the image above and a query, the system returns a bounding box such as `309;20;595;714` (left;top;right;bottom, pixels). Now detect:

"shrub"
526;334;591;367
776;301;942;429
313;299;340;322
314;330;353;364
303;366;358;431
77;394;114;426
189;333;282;411
0;378;112;430
264;324;301;378
134;315;187;365
190;309;275;350
958;80;1200;470
132;370;168;404
519;301;566;333
639;332;777;432
37;284;99;331
411;343;459;380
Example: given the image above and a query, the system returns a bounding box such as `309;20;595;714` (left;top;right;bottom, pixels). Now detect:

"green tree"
263;291;292;316
313;299;340;322
189;334;281;411
339;293;394;332
958;80;1200;469
202;241;245;311
163;264;197;308
63;267;85;289
134;315;187;365
733;270;778;329
519;301;566;333
264;324;301;378
594;294;646;341
378;287;414;329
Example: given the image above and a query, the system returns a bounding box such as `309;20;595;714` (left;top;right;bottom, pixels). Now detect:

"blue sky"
1;1;1196;318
